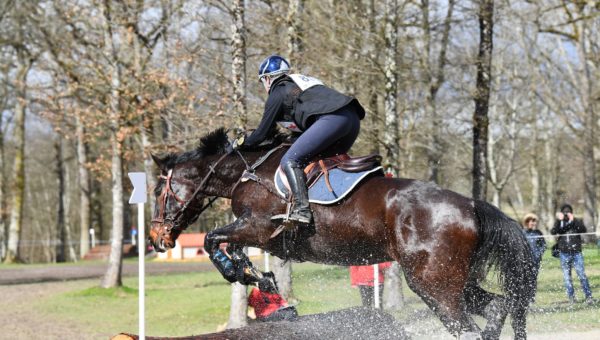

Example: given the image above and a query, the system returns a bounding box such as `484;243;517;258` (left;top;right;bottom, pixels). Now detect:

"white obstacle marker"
129;172;147;340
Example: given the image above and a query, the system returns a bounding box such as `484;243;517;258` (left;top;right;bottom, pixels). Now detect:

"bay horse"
149;128;535;340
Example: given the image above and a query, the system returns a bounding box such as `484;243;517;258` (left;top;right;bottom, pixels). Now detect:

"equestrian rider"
240;55;365;226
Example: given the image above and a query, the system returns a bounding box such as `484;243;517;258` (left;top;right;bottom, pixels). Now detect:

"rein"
152;152;229;232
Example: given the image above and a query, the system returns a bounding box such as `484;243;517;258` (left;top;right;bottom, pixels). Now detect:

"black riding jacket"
244;75;365;147
551;218;587;253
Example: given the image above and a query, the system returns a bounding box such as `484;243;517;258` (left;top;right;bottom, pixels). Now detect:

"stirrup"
271;202;313;238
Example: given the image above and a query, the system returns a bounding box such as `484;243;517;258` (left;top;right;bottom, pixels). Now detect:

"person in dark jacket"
241;55;365;228
550;204;593;304
523;213;546;273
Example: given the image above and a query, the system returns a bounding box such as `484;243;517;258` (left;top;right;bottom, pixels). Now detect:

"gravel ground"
0;281;91;340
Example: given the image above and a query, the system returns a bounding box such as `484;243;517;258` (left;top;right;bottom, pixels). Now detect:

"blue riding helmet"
258;55;290;81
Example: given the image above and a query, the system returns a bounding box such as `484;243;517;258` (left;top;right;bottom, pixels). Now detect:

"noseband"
152;152;228;233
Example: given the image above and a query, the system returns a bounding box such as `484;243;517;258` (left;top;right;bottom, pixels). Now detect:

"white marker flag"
129;172;147;204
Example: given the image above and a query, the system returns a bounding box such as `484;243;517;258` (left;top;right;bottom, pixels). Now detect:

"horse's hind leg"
510;305;527;340
464;283;509;340
404;276;481;338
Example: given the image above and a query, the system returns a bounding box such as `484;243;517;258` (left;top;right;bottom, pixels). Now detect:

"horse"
149;128;536;340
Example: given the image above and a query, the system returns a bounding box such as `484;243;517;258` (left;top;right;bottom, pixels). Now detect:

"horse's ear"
151;153;166;172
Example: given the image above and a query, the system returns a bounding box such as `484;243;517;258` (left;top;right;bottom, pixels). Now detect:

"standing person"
239;55;366;230
550;204;593;304
523;213;546;273
522;213;546;300
349;262;392;308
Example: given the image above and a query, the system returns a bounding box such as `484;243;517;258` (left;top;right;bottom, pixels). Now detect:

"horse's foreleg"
204;231;237;283
204;212;278;292
204;212;252;283
227;244;279;293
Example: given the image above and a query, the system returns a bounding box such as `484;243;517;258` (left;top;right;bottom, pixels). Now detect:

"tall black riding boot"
274;160;313;225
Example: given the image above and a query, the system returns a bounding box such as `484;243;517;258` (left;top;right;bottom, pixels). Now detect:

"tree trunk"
61;137;77;261
423;0;455;184
471;0;494;201
366;0;380;155
76;114;91;258
272;257;293;301
383;0;399;176
286;0;303;64
101;0;125;288
543;136;559;231
227;282;248;329
55;137;67;262
529;124;541;215
579;24;597;233
4;58;30;264
132;11;158;241
383;262;404;310
225;0;249;324
231;0;247;128
227;246;247;329
0;104;6;260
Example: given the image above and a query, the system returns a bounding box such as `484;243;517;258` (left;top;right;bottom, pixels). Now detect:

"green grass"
30;246;600;338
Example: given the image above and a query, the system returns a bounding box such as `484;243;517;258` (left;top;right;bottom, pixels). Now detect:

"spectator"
550;204;593;305
522;213;546;273
247;287;297;322
522;213;546;301
349;262;392;308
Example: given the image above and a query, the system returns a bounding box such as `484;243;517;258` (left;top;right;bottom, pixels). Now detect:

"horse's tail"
470;200;536;316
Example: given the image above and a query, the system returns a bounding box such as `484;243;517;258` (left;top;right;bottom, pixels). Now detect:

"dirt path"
0;261;214;285
0;280;95;340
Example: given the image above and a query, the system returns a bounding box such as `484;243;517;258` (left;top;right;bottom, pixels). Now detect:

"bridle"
151;152;228;233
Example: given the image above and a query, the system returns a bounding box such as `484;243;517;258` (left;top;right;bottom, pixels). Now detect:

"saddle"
304;154;382;190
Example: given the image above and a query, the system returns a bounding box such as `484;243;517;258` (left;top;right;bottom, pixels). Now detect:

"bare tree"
2;1;39;263
4;55;32;263
383;0;400;176
76;113;91;258
286;0;304;65
422;0;455;184
0;47;10;261
227;0;248;328
101;0;125;288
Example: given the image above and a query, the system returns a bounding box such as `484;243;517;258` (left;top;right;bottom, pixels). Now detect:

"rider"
241;55;365;226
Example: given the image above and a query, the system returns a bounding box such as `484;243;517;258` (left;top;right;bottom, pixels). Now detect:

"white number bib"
289;74;324;91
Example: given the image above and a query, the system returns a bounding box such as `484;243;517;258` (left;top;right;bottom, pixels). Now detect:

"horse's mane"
161;127;291;168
